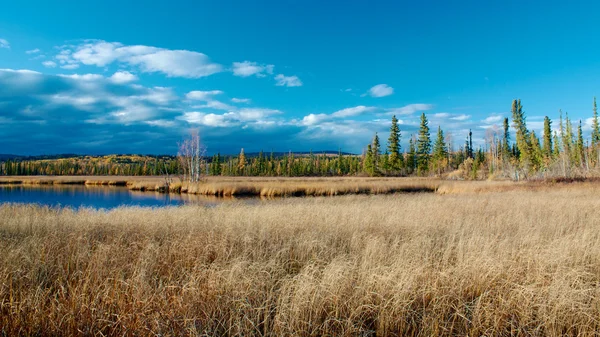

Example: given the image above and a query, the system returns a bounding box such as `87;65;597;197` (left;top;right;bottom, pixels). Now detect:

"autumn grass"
2;186;600;336
0;175;568;197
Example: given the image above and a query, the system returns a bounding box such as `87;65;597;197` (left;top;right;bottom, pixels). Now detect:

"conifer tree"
502;117;511;161
372;133;381;169
405;136;415;174
238;148;247;175
529;131;543;170
542;116;553;160
592;97;600;146
416;113;431;174
553;131;561;158
432;126;448;174
387;115;402;171
592;97;600;165
577;120;585;167
511;99;531;166
364;144;375;176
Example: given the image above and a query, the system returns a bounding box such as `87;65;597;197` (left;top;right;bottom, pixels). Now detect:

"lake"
0;185;240;209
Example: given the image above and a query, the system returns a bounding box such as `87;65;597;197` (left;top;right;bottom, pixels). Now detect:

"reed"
1;186;600;336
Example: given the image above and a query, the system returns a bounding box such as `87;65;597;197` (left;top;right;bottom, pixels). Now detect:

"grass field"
0;175;570;197
2;182;600;336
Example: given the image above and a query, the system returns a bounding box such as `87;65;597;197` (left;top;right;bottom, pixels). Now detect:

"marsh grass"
2;186;600;336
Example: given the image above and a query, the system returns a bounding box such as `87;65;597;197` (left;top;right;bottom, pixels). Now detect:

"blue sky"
1;0;600;155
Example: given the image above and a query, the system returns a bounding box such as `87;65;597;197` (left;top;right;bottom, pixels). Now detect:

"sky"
1;0;600;155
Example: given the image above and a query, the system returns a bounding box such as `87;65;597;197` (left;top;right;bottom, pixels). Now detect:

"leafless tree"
178;130;206;183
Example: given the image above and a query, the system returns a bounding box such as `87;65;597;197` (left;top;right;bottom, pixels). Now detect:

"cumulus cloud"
232;61;274;77
275;74;302;87
231;97;251;104
482;114;504;124
367;84;393;97
26;48;40;54
185;90;223;101
386;104;433;116
450;114;471;121
110;71;138;84
54;40;223;78
301;106;375;126
0;39;9;49
42;61;57;68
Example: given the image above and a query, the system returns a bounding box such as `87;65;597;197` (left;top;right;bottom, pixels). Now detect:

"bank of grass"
0;175;578;197
2;187;600;336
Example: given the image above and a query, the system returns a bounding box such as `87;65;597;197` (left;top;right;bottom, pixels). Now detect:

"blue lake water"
0;185;235;209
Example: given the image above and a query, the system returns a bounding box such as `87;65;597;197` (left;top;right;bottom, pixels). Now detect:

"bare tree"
178;130;206;183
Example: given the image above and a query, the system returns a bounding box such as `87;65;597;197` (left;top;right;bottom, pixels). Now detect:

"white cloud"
42;61;57;68
57;40;222;78
234;108;281;121
180;112;235;127
110;71;138;84
275;74;302;87
301;106;375;126
192;100;234;111
386;104;433;116
26;48;40;54
433;112;450;118
0;39;9;49
368;84;393;98
58;73;103;81
61;64;80;70
482;114;503;124
185;90;223;101
232;61;274;77
450;114;471;121
332;105;375;118
145;119;176;127
231;97;251;104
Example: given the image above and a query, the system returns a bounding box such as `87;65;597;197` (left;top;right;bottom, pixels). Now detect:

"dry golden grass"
2;186;600;336
0;175;575;197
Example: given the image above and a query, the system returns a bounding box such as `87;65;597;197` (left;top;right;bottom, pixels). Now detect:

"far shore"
0;175;598;198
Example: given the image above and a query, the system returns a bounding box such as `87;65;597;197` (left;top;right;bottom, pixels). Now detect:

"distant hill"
0;151;358;161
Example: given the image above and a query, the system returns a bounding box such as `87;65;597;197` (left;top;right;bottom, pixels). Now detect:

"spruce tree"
387;115;402;171
592;97;600;146
372;133;381;169
502;117;511;161
364;144;375;176
238;148;247;175
432;126;448;174
592;97;600;165
416;113;431;174
407;136;417;174
511;99;531;166
542;116;553;159
577;120;585;167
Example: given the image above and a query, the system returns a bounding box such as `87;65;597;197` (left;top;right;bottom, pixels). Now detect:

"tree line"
2;98;600;180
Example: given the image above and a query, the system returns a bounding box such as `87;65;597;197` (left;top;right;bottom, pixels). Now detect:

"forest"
2;99;599;180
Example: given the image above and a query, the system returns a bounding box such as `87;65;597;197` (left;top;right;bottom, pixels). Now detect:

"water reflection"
0;185;244;209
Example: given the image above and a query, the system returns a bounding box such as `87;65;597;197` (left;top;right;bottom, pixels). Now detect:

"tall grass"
1;187;600;335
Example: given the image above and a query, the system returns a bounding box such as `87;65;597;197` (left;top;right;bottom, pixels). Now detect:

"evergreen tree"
416;113;431;174
238;148;247;175
529;131;543;170
593;97;600;146
592;97;600;165
364;144;375;176
432;126;448;174
542;116;553;160
502;117;511;161
387;115;402;171
511;99;531;167
553;131;561;158
372;133;381;169
407;136;417;174
577;120;585;167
